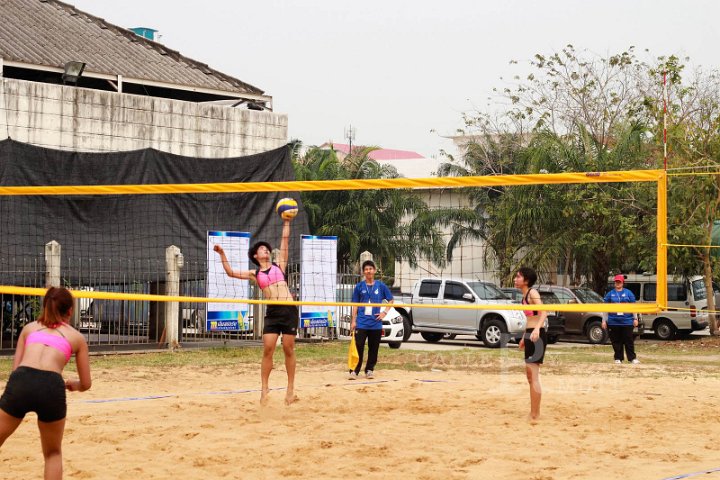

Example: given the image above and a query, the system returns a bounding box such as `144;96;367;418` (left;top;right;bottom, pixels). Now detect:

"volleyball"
275;197;298;220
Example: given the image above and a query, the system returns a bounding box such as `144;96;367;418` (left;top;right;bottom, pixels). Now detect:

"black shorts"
0;366;67;422
263;305;299;335
523;328;548;364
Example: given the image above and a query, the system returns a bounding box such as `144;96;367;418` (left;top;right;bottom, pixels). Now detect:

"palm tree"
293;145;447;277
437;124;655;290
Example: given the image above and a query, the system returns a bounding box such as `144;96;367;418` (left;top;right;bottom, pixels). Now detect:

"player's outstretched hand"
213;245;224;255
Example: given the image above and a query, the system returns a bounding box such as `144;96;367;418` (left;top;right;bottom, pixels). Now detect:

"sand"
1;356;719;480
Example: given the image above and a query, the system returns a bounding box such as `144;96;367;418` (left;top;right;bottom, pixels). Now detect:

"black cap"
248;241;272;266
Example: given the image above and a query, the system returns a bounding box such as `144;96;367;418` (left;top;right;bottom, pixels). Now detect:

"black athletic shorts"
523;328;548;364
263;305;299;335
0;366;67;422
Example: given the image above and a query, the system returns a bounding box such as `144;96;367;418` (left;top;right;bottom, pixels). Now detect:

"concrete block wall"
0;78;287;157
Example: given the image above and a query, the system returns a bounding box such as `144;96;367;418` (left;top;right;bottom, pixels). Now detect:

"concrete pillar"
45;240;61;288
165;245;183;350
359;251;373;272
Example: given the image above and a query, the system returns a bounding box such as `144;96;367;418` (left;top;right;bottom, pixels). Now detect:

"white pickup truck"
393;277;528;348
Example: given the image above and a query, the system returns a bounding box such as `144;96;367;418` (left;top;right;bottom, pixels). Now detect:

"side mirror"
462;293;475;302
568;299;578;304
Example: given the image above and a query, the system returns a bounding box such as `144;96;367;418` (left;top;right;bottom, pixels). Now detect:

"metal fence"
1;245;363;353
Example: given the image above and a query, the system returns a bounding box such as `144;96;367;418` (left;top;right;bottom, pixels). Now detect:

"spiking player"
213;206;299;406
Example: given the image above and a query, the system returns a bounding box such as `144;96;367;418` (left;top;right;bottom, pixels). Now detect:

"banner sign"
300;235;338;328
207;231;251;331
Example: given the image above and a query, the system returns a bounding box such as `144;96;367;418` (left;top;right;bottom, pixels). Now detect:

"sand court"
1;353;719;480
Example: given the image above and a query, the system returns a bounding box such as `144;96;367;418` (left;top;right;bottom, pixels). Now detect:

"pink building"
320;142;440;178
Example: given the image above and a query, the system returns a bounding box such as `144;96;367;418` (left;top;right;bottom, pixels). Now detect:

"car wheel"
654;319;677;340
586;320;608;344
547;335;559;344
388;342;401;349
401;314;412;342
420;332;444;343
480;318;507;348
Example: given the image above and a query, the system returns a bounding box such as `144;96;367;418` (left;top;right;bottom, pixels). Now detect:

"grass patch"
1;339;718;380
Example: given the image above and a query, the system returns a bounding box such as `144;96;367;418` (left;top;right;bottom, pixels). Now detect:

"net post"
359;251;373;269
165;245;183;350
656;171;668;309
44;240;61;288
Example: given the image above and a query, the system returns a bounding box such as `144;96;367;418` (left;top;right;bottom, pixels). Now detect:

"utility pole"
344;124;356;156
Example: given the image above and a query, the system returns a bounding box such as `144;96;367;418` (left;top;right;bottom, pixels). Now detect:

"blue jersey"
604;288;636;326
352;280;393;330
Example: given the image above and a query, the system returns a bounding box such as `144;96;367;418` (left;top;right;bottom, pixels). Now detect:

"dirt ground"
1;349;719;480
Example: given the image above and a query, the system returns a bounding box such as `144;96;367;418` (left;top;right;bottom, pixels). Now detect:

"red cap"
613;274;625;282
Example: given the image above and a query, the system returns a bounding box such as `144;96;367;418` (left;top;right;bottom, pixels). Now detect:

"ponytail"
38;287;73;328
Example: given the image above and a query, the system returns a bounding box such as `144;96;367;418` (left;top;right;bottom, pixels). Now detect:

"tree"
650;61;720;335
293;145;447;279
442;47;661;289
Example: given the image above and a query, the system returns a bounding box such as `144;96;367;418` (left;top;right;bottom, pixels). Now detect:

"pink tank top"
255;263;287;290
522;289;539;317
25;325;72;363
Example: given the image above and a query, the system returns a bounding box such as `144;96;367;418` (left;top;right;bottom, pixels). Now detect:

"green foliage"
293;145;447;276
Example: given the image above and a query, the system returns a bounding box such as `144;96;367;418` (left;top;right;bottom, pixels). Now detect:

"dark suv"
536;285;642;344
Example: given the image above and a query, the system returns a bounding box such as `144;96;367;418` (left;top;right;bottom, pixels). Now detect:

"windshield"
572;288;604;303
691;278;707;301
467;281;508;300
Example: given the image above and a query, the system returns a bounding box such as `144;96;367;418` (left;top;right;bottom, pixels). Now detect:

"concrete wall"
0;78;287;157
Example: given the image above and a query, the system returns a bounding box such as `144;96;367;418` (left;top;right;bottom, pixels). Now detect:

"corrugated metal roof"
0;0;264;95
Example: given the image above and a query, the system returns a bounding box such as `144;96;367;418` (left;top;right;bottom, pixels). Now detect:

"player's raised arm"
213;244;253;280
277;219;291;273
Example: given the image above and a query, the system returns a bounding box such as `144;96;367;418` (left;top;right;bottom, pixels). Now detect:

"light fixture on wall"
62;61;86;85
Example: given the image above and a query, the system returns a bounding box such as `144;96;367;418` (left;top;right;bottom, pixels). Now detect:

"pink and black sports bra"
522;289;539;317
25;324;72;363
255;263;287;290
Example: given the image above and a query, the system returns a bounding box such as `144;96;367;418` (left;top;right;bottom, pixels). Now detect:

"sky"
69;0;720;159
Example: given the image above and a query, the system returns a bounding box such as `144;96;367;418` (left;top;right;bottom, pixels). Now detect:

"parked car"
76;287;100;332
610;274;709;340
395;277;528;348
536;285;644;344
89;298;149;335
535;285;616;344
500;287;523;302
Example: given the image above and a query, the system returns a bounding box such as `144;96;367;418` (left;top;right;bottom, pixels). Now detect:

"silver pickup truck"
394;277;528;348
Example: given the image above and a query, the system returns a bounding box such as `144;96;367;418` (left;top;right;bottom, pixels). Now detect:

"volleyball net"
0;169;667;329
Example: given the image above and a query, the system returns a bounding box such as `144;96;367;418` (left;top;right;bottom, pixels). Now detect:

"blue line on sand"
660;467;720;480
74;377;445;404
80;395;174;404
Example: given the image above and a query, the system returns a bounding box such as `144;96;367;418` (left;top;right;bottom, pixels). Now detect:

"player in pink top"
514;267;547;422
213;216;298;406
0;287;92;480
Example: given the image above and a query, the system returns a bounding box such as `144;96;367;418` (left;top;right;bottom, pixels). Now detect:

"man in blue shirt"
349;260;394;379
602;274;639;364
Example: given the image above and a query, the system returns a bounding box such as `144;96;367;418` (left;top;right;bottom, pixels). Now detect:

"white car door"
412;279;441;327
440;281;477;331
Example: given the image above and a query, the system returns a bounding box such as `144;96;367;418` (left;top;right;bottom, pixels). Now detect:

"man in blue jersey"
602;274;639;364
349;260;394;380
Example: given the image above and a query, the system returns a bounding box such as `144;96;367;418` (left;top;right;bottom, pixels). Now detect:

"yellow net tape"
0;285;663;314
0;169;665;195
0;169;668;315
